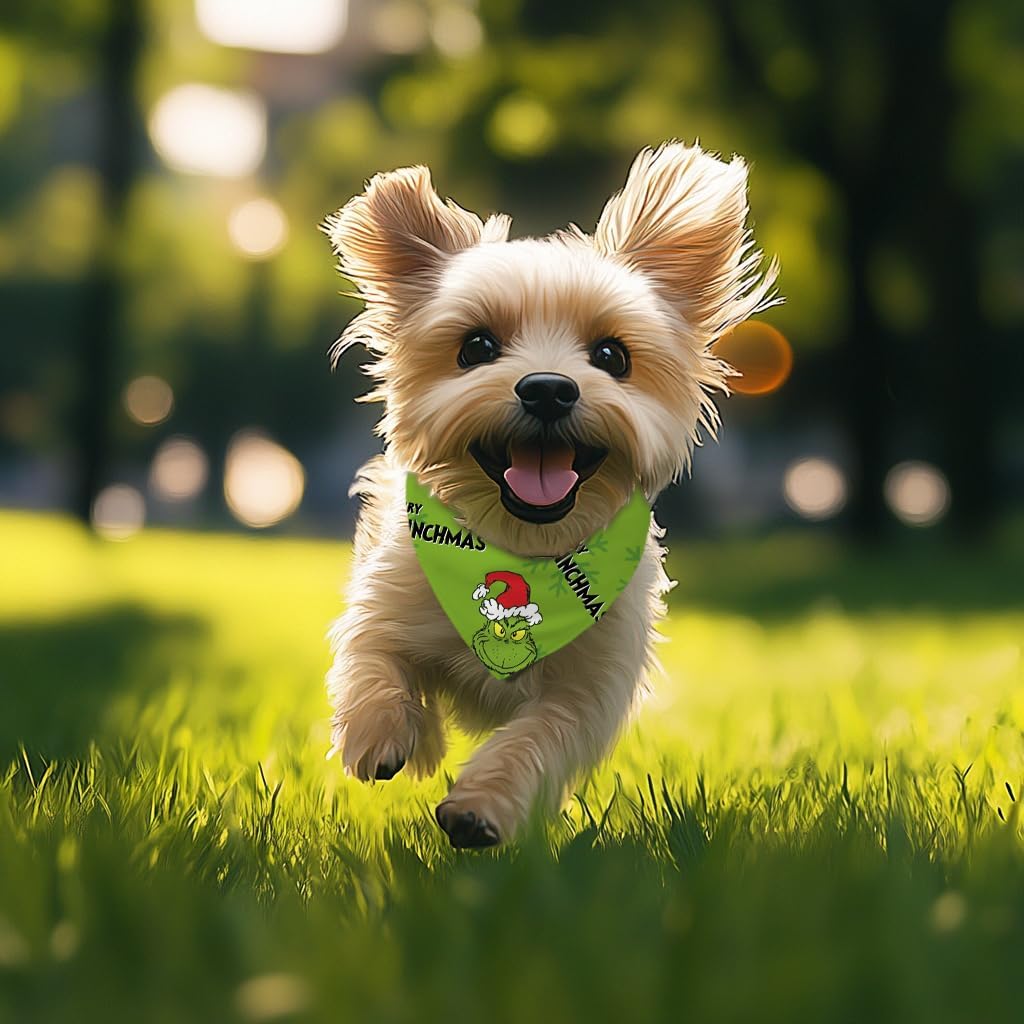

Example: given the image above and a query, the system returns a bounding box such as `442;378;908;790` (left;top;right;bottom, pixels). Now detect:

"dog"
324;141;778;848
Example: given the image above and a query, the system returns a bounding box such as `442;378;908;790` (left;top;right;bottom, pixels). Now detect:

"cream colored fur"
323;141;778;845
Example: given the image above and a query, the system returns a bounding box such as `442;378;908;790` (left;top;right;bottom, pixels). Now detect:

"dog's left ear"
325;165;509;310
595;142;778;337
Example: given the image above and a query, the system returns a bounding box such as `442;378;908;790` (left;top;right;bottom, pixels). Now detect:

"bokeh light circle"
224;431;305;528
431;7;483;58
196;0;348;55
150;437;209;502
228;198;288;260
884;461;950;527
92;484;145;540
124;375;174;426
371;1;429;54
713;321;793;396
783;457;847;521
148;83;266;179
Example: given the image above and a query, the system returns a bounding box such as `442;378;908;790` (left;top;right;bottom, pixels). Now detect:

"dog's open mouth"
470;438;607;524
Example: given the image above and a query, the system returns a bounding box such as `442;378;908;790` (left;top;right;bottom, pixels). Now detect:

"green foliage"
1;0;1021;540
1;514;1023;1021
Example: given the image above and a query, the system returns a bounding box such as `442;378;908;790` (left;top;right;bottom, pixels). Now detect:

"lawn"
1;511;1023;1023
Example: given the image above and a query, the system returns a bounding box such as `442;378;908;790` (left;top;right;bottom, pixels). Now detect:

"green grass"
1;511;1023;1023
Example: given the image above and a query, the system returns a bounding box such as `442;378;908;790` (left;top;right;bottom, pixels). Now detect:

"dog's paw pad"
373;754;406;781
435;802;501;849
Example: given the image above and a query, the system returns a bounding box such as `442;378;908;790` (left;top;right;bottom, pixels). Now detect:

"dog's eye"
458;330;501;369
590;338;630;378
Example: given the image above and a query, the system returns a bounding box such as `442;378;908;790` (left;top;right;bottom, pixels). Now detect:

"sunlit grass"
1;510;1022;1022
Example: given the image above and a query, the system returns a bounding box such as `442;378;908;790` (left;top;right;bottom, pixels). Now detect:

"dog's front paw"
332;691;419;783
435;799;502;849
346;733;410;783
370;746;407;781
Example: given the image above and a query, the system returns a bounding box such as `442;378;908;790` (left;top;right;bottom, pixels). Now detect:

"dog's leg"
435;547;663;848
327;626;445;782
435;657;642;848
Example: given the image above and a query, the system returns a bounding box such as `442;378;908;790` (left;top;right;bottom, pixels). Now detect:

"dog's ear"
595;142;778;337
325;166;504;307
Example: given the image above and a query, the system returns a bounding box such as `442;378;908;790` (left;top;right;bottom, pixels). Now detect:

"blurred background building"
0;0;1020;540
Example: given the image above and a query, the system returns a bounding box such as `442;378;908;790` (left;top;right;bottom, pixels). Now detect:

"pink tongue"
504;442;578;507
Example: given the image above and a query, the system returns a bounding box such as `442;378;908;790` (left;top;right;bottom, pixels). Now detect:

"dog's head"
325;142;778;555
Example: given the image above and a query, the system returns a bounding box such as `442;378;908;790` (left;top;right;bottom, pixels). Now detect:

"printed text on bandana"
408;502;487;551
408;502;607;619
553;547;605;620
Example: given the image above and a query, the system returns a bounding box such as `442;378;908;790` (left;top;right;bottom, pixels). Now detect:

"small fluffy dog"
324;141;777;848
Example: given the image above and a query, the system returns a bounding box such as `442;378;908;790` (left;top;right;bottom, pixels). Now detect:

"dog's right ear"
324;166;508;310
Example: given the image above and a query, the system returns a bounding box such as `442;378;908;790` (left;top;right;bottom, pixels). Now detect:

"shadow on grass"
0;604;207;760
666;533;1024;619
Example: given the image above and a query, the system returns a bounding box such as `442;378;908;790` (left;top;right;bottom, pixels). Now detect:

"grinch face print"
470;572;542;677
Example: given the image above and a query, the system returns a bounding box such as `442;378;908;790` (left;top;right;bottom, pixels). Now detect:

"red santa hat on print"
472;571;542;626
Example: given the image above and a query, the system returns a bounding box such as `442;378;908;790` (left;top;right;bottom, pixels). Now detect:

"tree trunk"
836;173;891;538
911;2;996;539
72;0;143;526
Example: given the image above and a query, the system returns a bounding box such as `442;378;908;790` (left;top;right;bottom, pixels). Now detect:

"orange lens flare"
713;321;793;396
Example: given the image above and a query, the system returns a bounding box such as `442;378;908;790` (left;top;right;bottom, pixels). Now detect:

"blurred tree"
713;0;1008;538
73;0;144;525
0;0;1019;536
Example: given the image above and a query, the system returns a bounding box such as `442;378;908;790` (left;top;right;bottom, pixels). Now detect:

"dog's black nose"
514;373;579;423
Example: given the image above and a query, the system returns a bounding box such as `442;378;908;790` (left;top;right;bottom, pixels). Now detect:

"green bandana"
406;473;650;679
